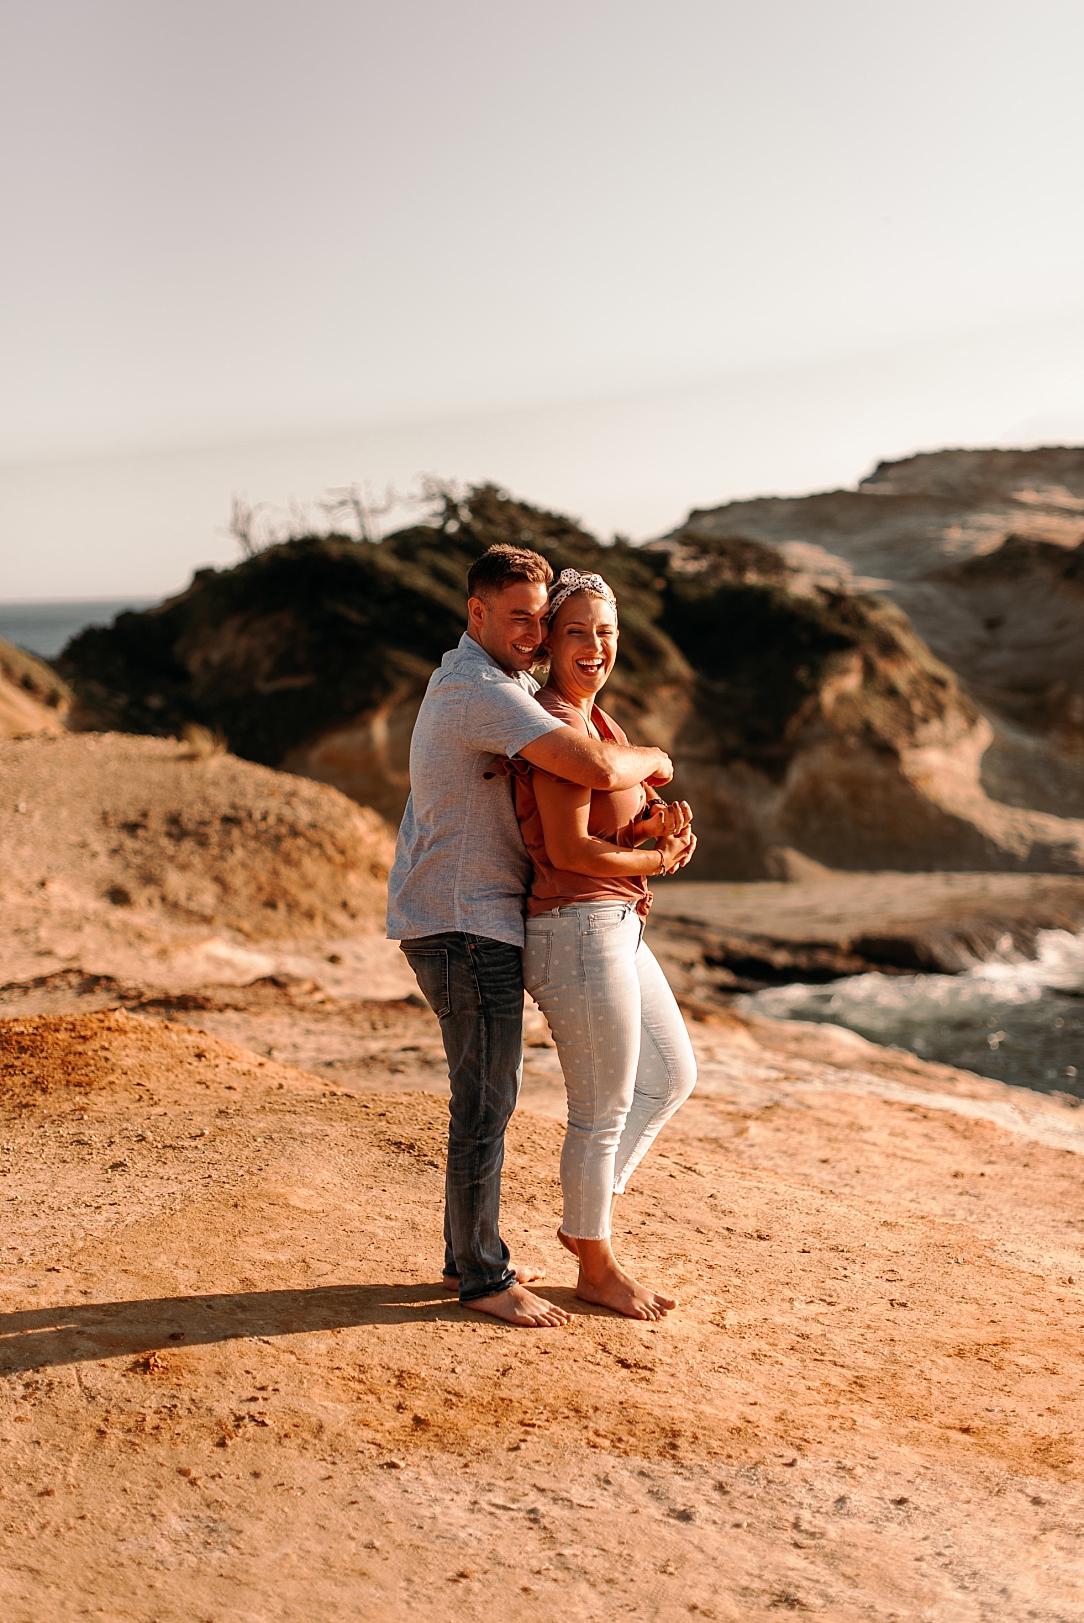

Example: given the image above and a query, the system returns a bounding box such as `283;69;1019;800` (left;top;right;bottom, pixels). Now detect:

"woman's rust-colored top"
507;688;654;919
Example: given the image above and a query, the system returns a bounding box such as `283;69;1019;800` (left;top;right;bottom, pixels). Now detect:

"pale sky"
2;0;1083;598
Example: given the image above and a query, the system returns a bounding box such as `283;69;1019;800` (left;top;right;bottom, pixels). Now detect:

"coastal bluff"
672;446;1084;830
52;451;1084;879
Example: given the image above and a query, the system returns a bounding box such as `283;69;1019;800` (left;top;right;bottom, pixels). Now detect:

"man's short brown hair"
466;544;553;601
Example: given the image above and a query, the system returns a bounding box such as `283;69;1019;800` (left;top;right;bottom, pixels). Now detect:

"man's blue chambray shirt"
386;633;564;949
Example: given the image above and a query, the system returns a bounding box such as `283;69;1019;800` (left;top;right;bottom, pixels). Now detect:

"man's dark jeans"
399;931;523;1304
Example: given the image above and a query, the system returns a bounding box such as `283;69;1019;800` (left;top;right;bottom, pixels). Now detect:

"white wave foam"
742;928;1084;1027
969;927;1084;993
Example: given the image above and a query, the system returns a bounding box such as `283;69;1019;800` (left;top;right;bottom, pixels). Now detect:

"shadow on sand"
0;1281;589;1372
0;1278;600;1369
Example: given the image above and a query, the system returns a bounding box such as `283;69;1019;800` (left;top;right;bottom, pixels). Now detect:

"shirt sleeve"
519;690;592;784
462;670;566;759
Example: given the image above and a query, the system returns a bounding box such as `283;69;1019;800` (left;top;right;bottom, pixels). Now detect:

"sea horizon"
0;595;158;659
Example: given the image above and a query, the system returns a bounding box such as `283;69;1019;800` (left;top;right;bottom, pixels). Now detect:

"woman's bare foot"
441;1260;546;1292
464;1281;572;1327
573;1237;677;1321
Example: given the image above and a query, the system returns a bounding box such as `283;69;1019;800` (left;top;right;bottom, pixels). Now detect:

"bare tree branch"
220;476;452;557
318;481;400;543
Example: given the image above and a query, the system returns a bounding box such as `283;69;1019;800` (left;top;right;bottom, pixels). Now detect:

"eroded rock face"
646;524;1084;875
671;446;1084;823
56;472;1084;878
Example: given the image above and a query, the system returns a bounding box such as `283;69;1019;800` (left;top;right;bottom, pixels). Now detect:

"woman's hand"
669;830;697;871
638;798;693;842
530;772;696;881
655;826;696;875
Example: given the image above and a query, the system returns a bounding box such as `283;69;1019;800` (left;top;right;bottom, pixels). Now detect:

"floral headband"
546;567;618;621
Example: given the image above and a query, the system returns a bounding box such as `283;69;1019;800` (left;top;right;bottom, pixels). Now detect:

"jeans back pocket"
401;947;451;1019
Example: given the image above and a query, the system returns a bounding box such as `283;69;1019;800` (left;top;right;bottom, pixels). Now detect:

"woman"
514;567;697;1320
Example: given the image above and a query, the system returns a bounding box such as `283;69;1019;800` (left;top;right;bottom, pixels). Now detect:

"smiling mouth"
575;657;605;675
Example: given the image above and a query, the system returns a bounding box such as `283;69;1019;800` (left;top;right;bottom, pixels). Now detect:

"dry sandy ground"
0;640;70;741
0;733;409;998
2;987;1084;1623
4;731;1084;1619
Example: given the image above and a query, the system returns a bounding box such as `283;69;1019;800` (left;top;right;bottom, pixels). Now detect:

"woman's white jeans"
522;903;697;1240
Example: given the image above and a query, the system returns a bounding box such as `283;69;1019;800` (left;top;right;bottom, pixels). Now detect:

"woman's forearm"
545;834;662;878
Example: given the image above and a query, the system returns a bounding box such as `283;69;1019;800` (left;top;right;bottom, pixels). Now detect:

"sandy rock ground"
2;978;1084;1622
0;677;66;740
0;734;406;996
0;640;70;741
4;731;1084;1618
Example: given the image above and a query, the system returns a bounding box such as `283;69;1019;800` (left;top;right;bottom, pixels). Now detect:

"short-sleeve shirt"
386;632;565;948
511;689;652;918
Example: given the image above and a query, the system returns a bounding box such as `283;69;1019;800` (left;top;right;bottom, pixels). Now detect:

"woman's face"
545;591;619;702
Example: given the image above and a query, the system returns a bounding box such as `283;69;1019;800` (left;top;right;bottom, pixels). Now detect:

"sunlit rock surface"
672;446;1084;824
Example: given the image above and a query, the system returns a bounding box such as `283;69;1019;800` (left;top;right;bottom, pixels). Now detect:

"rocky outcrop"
57;486;691;827
644;871;1084;997
0;732;393;938
56;472;1084;879
670;446;1084;822
645;523;1084;875
0;638;71;737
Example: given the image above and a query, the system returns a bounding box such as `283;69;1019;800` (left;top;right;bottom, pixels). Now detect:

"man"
387;543;675;1327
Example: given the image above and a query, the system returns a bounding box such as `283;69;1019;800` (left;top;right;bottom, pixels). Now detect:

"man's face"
466;580;550;674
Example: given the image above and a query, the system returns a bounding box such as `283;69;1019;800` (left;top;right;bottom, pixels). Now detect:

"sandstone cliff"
646;521;1084;875
671;446;1084;822
56;472;1084;879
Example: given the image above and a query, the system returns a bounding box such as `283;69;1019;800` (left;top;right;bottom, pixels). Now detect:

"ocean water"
0;598;157;660
741;928;1084;1099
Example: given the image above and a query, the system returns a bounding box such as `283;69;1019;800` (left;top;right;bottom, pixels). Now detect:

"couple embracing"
387;544;697;1328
